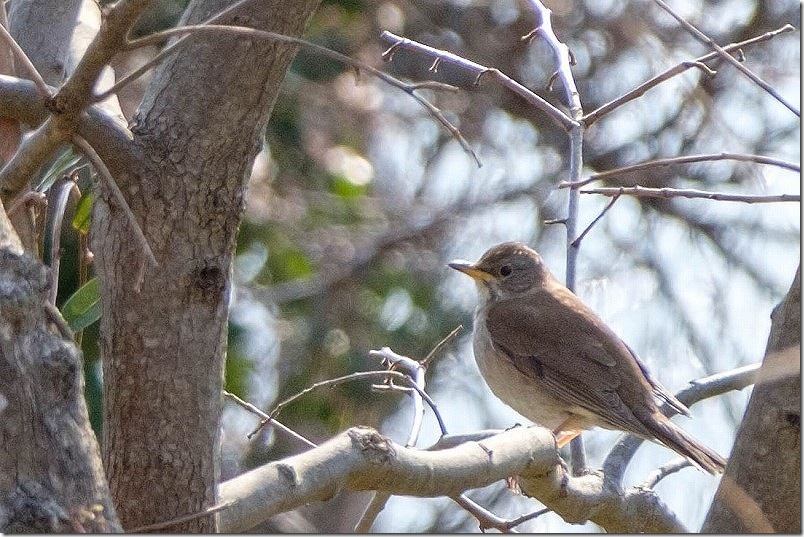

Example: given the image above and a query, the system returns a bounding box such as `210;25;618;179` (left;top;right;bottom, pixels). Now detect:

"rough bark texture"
0;202;121;532
90;0;320;531
702;266;801;533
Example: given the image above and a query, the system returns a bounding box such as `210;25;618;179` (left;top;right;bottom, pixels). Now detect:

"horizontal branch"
581;186;799;204
218;426;685;533
560;152;800;189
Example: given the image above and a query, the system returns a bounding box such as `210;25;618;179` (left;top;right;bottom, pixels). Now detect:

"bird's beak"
448;260;495;282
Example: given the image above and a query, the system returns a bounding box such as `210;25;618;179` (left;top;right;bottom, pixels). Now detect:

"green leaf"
35;147;83;193
72;192;93;234
61;277;101;332
329;174;367;199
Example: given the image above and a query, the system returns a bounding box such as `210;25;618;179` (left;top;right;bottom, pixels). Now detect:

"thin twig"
95;0;259;101
641;458;692;489
561;152;800;189
250;370;441;438
369;348;447;438
223;390;317;448
571;194;620;248
505;507;552;530
581;186;800;204
71;135;158;290
381;30;577;132
127;501;232;533
455;494;551;532
0;21;50;98
583;24;795;125
367;347;430;445
104;24;480;166
652;0;799;116
420;324;463;368
452;493;518;533
355;492;391;533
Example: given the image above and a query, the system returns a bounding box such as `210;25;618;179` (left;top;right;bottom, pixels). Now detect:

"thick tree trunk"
702;266;801;533
0;202;120;532
90;0;320;531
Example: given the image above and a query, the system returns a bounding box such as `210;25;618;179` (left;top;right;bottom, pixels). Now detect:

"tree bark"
702;266;801;533
90;0;320;531
0;199;121;532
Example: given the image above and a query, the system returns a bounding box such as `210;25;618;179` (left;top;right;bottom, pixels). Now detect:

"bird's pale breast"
471;306;590;430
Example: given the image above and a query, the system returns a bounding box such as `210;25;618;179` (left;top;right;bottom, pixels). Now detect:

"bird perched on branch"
449;241;726;474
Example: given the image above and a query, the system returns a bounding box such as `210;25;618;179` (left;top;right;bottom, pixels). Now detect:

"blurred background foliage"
50;0;799;532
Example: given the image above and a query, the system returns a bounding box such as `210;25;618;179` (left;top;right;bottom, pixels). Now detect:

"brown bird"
449;241;726;474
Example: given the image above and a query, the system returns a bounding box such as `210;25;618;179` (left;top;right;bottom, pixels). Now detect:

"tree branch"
561;152;800;189
218;425;686;533
380;30;577;132
582;24;796;125
0;21;49;97
109;24;480;166
651;0;799;117
580;186;799;204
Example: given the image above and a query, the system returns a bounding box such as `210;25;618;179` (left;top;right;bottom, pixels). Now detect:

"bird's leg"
553;417;583;448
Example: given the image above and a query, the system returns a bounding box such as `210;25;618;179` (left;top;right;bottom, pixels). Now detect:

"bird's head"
449;241;548;299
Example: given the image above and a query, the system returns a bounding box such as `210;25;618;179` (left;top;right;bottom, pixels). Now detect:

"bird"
449;241;726;474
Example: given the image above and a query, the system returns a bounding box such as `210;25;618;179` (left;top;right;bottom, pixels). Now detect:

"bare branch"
127;501;233;533
522;0;588;475
107;24;480;166
522;0;581;115
583;24;796;125
651;0;799;116
95;0;267;101
380;30;577;132
218;425;685;533
223;390;317;449
0;117;66;205
452;493;519;533
218;426;559;532
642;459;692;490
356;343;450;532
45;176;80;304
250;370;440;439
71;134;158;285
571;194;620;248
561;152;800;188
580;186;800;204
53;0;152;115
0;21;49;97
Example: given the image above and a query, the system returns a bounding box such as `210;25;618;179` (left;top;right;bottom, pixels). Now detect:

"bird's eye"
499;264;512;277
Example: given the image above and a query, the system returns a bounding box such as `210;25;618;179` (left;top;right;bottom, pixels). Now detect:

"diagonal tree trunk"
702;266;801;533
0;202;120;532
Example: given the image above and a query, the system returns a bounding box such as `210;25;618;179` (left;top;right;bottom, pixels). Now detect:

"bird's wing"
623;342;691;417
485;283;658;436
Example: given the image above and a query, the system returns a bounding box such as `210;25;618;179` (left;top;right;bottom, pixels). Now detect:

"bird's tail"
649;416;727;474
